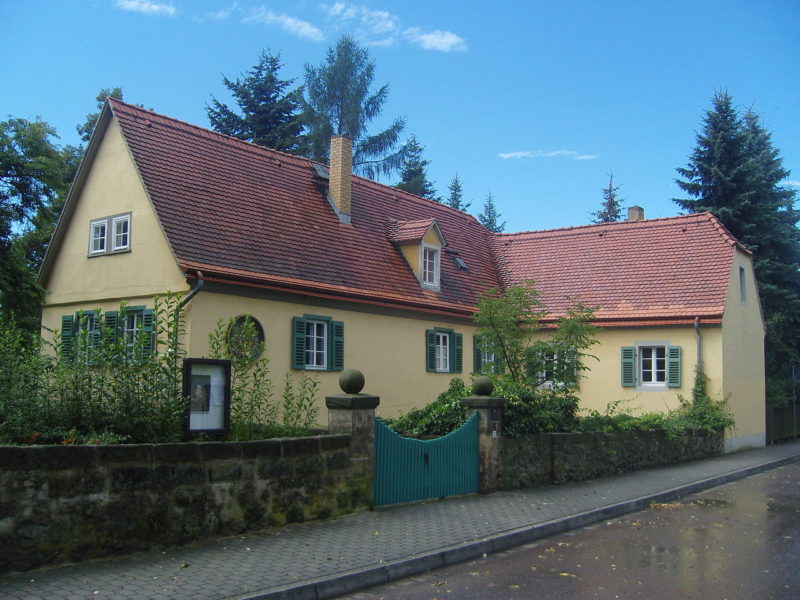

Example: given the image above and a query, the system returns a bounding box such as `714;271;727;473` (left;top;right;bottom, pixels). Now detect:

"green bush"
385;378;469;436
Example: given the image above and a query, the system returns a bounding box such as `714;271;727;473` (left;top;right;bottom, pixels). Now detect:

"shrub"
385;378;469;436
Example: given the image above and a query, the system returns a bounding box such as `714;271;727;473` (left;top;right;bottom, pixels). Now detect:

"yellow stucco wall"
720;249;766;450
182;291;472;420
41;118;188;334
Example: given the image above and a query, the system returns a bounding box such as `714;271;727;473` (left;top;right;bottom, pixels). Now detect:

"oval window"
227;315;265;361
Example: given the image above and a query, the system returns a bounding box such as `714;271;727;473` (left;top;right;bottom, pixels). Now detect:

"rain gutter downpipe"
694;316;702;373
173;271;204;356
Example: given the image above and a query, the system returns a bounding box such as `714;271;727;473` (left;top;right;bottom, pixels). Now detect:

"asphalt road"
339;462;800;600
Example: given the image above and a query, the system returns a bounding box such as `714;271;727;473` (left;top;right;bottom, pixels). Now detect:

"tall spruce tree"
447;174;470;212
395;135;437;200
591;171;623;223
207;51;306;154
477;191;506;233
303;35;407;179
674;92;800;402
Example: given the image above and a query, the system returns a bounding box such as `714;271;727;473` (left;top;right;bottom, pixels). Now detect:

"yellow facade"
41;119;188;334
39;113;766;450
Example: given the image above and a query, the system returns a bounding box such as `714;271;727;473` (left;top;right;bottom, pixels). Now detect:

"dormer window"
421;244;440;289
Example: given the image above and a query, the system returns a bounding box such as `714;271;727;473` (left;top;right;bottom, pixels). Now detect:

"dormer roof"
388;219;446;246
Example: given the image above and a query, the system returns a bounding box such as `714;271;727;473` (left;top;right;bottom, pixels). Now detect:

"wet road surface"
340;462;800;599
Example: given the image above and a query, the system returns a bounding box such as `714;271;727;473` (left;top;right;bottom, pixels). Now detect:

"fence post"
460;376;506;493
326;369;380;497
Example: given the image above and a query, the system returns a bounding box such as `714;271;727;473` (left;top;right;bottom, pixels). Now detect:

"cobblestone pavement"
2;442;799;600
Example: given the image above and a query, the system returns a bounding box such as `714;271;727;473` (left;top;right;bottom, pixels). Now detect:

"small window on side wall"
426;328;462;373
88;213;131;256
621;345;681;389
227;315;265;361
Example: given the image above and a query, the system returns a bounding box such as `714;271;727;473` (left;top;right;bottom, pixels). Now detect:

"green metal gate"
373;412;479;507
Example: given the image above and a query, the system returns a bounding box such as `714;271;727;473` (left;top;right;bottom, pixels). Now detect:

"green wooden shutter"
524;347;537;379
425;329;437;372
452;332;463;373
331;320;345;371
621;346;636;387
667;345;682;388
292;316;307;369
473;336;483;373
60;315;74;359
141;309;155;355
564;347;578;385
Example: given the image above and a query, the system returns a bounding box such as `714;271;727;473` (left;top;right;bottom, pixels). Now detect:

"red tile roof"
498;213;743;325
108;99;500;316
101;99;742;326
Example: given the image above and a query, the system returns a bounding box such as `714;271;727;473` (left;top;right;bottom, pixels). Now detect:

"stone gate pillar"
460;376;506;493
326;369;380;487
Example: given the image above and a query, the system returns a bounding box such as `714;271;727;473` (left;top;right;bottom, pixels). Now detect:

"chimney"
627;205;644;221
329;135;352;224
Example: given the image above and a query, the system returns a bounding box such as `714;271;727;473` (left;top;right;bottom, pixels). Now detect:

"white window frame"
89;220;107;255
305;320;327;370
637;342;668;389
435;331;450;372
123;311;142;356
420;243;440;289
88;213;131;256
112;214;131;251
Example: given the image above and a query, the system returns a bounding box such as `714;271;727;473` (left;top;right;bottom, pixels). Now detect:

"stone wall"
500;428;723;490
0;435;370;573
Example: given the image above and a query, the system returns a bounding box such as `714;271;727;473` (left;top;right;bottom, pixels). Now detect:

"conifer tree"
477;191;506;233
591;171;623;223
675;92;800;401
303;36;407;179
395;135;437;200
207;51;306;154
447;174;470;212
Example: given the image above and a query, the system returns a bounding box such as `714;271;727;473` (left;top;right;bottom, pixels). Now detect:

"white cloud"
245;7;325;41
403;28;467;52
498;149;597;160
323;3;466;51
115;0;176;16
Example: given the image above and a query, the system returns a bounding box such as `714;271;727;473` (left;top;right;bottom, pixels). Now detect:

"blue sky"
2;0;798;232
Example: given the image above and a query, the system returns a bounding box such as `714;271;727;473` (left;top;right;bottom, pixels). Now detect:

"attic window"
454;257;469;270
421;244;440;289
88;213;131;256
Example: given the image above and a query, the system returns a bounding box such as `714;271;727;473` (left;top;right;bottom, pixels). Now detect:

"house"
39;99;766;451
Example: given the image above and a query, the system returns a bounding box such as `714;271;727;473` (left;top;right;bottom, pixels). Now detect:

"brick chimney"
627;205;644;221
329;135;352;224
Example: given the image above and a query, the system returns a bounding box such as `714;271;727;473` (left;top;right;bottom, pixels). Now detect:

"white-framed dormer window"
421;244;440;289
88;213;131;256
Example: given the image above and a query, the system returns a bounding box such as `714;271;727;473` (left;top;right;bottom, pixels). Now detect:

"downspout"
173;271;204;356
694;316;702;372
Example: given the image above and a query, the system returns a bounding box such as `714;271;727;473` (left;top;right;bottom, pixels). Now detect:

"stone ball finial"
339;369;365;394
473;376;494;396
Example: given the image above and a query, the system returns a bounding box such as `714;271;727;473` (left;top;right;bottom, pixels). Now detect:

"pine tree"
674;92;800;402
303;36;407;179
78;88;124;143
207;51;306;154
591;171;623;223
395;135;437;200
477;191;506;233
447;174;470;212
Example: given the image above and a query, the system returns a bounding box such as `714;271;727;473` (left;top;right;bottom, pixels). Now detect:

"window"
426;328;462;373
98;306;155;361
227;315;265;361
420;244;440;289
88;213;131;256
473;336;499;374
739;266;747;303
525;347;577;389
291;315;344;371
621;344;681;389
112;215;130;251
60;310;100;362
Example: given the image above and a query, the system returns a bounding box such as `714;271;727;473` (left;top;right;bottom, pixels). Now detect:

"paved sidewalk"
2;441;799;600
